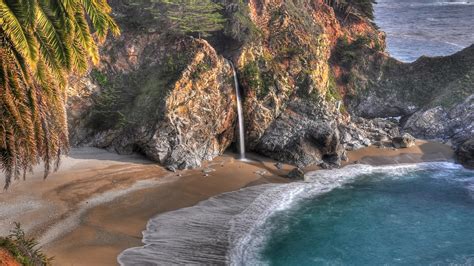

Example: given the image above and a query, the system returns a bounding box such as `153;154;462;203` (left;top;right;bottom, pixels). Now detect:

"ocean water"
258;164;474;265
375;0;474;62
118;163;474;265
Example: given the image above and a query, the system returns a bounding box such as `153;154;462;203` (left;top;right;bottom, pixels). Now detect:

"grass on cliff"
241;59;274;99
222;0;262;42
86;43;199;132
0;223;52;265
333;35;371;68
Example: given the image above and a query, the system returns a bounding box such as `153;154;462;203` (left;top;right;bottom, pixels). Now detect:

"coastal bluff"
67;0;474;169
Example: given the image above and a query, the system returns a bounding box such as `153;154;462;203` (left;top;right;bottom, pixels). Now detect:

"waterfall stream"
229;61;246;159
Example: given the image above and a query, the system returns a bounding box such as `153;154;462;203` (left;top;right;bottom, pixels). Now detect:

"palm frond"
0;0;119;188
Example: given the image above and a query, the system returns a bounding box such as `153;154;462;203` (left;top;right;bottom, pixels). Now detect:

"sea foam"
118;162;470;265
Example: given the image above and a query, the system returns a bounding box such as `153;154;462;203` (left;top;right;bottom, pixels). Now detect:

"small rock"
392;133;416;148
320;162;331;169
362;138;371;146
202;167;215;174
274;162;284;170
166;166;177;172
341;152;349;162
287;168;305;180
372;141;384;148
255;170;269;176
342;132;352;143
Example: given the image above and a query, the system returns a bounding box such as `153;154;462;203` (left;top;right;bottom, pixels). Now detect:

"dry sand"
0;140;455;265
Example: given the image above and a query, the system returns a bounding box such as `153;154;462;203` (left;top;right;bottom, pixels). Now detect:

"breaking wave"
118;162;472;265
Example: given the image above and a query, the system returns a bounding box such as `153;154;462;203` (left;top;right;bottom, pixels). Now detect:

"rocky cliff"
346;44;474;167
68;24;237;169
67;0;474;169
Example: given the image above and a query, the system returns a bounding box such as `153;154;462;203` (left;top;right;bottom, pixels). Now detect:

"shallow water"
118;163;473;265
375;0;474;62
259;165;474;265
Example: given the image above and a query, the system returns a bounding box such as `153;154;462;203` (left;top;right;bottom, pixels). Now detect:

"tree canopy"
129;0;226;37
163;0;225;37
324;0;377;21
0;0;119;188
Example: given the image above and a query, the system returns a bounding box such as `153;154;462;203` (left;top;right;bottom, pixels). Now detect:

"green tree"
324;0;377;21
0;0;119;188
161;0;226;38
351;0;377;20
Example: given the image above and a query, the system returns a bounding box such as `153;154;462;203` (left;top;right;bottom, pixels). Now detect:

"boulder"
287;168;305;180
274;162;284;170
392;133;416;149
456;138;474;169
254;98;345;168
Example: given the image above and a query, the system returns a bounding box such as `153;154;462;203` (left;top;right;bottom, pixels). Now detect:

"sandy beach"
0;140;454;265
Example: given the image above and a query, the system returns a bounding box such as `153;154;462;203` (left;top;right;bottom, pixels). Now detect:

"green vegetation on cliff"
128;0;226;38
87;43;196;131
325;0;377;20
163;0;225;37
241;59;274;100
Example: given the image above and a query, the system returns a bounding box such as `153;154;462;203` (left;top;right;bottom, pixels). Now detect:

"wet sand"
0;141;455;265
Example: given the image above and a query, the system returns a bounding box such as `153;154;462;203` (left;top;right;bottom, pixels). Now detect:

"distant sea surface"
374;0;474;62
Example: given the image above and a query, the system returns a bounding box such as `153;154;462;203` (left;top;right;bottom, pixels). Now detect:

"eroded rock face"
403;95;473;145
229;0;382;166
68;36;237;169
347;45;474;120
67;0;472;170
255;98;344;167
345;45;473;167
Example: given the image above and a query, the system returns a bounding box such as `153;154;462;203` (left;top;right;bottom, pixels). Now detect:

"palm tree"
0;0;119;188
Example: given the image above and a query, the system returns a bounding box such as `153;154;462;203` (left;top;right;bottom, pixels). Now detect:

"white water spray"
229;61;246;159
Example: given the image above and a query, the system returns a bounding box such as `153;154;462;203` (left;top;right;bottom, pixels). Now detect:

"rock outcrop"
456;138;474;169
345;44;474;166
287;168;305;180
67;0;473;170
68;34;237;169
403;95;473;146
229;0;384;167
255;98;344;167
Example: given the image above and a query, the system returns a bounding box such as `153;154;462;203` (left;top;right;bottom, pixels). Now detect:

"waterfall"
229;61;246;159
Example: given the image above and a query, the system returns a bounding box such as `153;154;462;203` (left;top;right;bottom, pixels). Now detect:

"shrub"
0;223;52;265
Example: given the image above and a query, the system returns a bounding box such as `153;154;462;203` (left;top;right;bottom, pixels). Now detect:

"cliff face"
346;44;474;166
230;0;389;167
68;30;237;169
67;0;473;169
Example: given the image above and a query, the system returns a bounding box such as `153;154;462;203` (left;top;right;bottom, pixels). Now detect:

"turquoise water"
260;167;474;265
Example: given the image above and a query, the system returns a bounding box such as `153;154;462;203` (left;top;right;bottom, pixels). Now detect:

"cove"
258;165;474;265
118;163;474;265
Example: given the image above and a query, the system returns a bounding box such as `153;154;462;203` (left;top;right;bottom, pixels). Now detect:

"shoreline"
0;140;455;265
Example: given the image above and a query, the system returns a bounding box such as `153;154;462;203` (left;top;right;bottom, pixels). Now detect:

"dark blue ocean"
375;0;474;62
